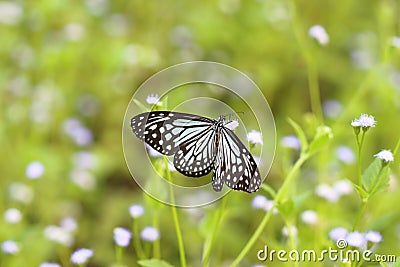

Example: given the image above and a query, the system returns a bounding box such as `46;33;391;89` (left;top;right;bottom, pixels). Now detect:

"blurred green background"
1;0;400;266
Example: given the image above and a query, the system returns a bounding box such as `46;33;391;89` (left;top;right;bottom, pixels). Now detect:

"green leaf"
393;257;400;267
133;99;149;112
278;199;295;221
292;191;311;209
308;126;333;155
287;118;308;154
261;183;277;198
362;158;390;195
351;182;369;200
138;259;175;267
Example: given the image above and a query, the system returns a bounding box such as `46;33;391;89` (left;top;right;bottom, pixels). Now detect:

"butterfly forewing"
218;128;261;193
131;111;213;156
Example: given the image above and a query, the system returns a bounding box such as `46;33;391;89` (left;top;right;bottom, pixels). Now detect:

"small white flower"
358;114;376;127
0;2;22;25
129;204;144;218
374;149;394;163
282;225;298;237
351;119;361;127
346;231;366;248
225;120;239;130
365;230;382;243
113;227;132;247
336;146;355;164
322;100;342;118
247;130;263;145
315;184;340;203
69;169;96;190
60;217;78;232
351;114;376;128
251;195;268;210
264;200;278;214
308;25;329;45
62;118;93;146
72;151;98;170
44;225;74;246
146;94;160;105
4;208;22;224
146;144;163;158
391;36;400;48
329;227;348;241
333;179;353;195
64;23;86;42
26;161;45;179
301;210;318;225
39;263;62;267
1;240;19;254
70;248;93;265
140;226;159;242
8;182;34;204
281;135;301;150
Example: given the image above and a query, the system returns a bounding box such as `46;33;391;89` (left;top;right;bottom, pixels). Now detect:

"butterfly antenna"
224;112;244;122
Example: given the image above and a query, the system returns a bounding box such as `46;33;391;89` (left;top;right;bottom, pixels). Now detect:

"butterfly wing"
212;127;261;193
131;111;216;177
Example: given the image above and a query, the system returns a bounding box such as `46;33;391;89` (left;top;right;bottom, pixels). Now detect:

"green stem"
393;136;400;155
229;153;309;267
115;245;123;266
352;200;367;231
152;211;160;258
284;222;299;267
202;195;228;267
260;183;277;199
132;219;145;259
357;131;366;185
368;166;387;195
164;156;187;267
289;0;323;123
307;57;323;123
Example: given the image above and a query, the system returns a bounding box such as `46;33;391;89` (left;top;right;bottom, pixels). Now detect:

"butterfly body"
131;111;261;193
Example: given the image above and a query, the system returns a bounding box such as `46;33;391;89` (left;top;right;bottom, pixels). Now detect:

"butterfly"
130;111;261;193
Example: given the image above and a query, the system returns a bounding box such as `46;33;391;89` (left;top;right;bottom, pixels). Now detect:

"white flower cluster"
247;130;263;145
140;226;160;242
114;227;132;247
146;94;161;105
374;149;394;163
70;248;94;265
329;227;382;249
129;204;144;218
62;118;93;146
351;114;376;128
44;217;77;247
315;179;353;203
251;195;277;214
309;25;330;46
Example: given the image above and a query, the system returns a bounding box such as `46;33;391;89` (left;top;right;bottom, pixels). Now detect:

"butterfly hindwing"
217;127;261;193
173;125;216;177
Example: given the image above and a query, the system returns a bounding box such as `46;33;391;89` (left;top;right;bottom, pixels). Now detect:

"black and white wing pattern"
130;111;261;193
212;127;261;193
131;111;216;177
